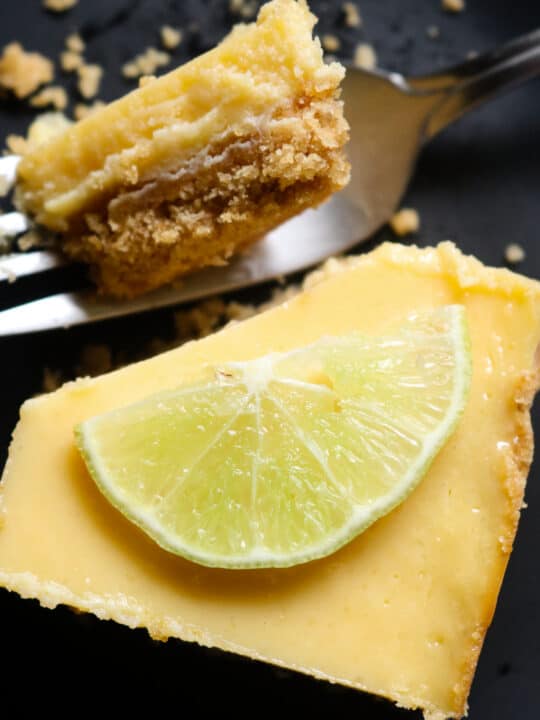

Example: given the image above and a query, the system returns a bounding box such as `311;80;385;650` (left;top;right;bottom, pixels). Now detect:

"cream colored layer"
17;0;344;229
1;242;540;719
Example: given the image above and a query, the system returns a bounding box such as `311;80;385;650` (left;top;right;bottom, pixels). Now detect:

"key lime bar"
16;0;350;297
1;242;539;719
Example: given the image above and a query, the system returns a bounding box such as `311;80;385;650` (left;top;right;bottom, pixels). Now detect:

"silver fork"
1;28;539;337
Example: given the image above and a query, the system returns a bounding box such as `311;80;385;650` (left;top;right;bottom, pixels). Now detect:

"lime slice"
75;305;471;569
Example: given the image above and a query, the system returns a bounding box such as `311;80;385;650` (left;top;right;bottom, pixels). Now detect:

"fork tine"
0;249;67;282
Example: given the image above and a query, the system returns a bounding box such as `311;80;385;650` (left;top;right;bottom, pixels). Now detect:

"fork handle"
409;29;540;139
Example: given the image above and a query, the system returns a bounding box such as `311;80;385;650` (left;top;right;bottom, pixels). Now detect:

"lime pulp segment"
75;305;471;569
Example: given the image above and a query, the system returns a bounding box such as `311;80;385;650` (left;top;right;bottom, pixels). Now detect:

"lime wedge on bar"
76;305;471;569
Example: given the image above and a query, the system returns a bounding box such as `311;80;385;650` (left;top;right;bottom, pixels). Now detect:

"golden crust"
62;96;350;297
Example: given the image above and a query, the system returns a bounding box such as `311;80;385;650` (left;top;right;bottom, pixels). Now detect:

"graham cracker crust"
63;95;350;298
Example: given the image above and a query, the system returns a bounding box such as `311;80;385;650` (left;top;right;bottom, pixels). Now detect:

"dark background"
0;1;539;717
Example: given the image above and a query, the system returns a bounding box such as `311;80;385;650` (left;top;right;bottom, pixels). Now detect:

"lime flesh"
76;305;471;569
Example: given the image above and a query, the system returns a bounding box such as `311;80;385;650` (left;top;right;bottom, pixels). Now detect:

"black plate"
1;1;539;716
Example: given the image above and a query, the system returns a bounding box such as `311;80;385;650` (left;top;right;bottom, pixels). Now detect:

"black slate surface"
0;1;539;717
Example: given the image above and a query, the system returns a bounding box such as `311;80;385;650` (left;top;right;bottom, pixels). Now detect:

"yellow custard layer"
1;242;539;719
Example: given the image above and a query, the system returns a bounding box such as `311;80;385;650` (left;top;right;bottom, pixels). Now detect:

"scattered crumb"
42;367;63;393
353;43;377;70
426;25;440;39
122;48;170;79
342;2;362;28
160;25;183;50
321;34;341;53
0;43;54;99
229;0;258;19
74;100;106;121
466;50;478;60
66;32;85;53
30;85;68;111
77;63;103;99
43;0;78;11
60;50;84;72
390;208;420;236
442;0;465;12
504;243;526;265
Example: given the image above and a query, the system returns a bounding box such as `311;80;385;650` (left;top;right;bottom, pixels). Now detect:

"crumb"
504;243;526;264
6;134;28;155
74;100;106;121
0;43;54;99
66;32;85;53
77;63;103;99
390;208;420;236
321;34;341;53
466;50;478;60
442;0;465;12
229;0;258;18
426;25;440;39
353;43;377;70
138;75;157;88
122;47;170;79
60;50;84;72
42;367;63;393
43;0;78;11
342;2;361;28
30;86;68;111
160;25;183;50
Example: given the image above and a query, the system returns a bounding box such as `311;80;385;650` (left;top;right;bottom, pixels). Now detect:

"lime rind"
76;305;471;569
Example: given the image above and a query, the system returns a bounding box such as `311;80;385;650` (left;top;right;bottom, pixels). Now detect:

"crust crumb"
442;0;465;12
66;33;85;53
342;2;362;28
505;243;526;265
322;35;341;53
30;86;68;111
353;43;377;70
77;63;103;99
229;0;258;19
160;26;183;51
61;50;84;72
390;208;420;236
43;0;78;11
0;43;54;99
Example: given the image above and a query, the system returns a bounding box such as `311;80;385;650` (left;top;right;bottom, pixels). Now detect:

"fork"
1;28;539;336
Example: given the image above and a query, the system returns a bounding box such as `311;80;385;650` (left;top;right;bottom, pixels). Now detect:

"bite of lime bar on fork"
12;0;349;298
